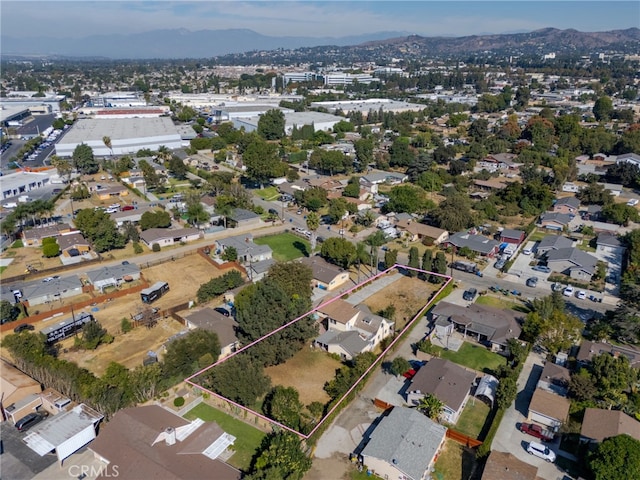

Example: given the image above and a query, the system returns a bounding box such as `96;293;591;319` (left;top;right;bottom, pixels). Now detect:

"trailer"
41;312;94;344
140;281;169;304
451;260;480;274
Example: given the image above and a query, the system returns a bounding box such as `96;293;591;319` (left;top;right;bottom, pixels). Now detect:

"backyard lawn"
432;342;507;375
254;232;310;261
184;403;266;472
475;294;527;312
453;399;491;439
254;186;280;201
432;439;476;480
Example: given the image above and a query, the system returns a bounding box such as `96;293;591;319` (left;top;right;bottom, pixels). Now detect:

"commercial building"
55;117;182;157
231;110;342;134
309;98;424;117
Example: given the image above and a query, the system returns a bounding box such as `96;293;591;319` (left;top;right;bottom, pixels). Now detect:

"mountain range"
1;27;639;60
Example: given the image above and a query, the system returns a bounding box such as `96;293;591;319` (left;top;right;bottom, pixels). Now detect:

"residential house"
110;206;159;227
545;247;598;281
536;235;574;256
499;229;525;245
140;228;203;249
314;299;394;360
23;403;103;465
562;182;581;193
580;408;640;444
616;152;640;168
445;232;500;257
538;212;573;230
430;301;523;354
553;196;581;215
89;405;241;480
57;232;91;258
0;360;42;423
527;388;570;432
576;340;640;369
300;256;350;291
22;223;75;247
246;257;277;282
473;179;509;191
596;233;625;257
537;362;570;397
481;451;540;480
395;219;449;245
602;183;624;197
17;275;83;307
406;358;476;424
360;407;447;480
583;204;603;221
306;176;344;193
477;153;520;172
184;308;239;358
121;175;146;192
95;185;129;201
360;170;408;186
85;264;141;292
214;234;272;264
226;208;262;229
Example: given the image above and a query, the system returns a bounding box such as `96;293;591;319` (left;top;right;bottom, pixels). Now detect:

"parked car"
526;277;538;287
268;208;279;216
523;248;533;255
527;441;556;462
15;412;47;432
576;290;587;300
519;423;555;442
532;265;551;273
462;288;478;301
402;368;417;379
588;294;602;303
214;307;230;317
551;283;563;292
13;323;34;333
563;286;574;297
494;258;507;270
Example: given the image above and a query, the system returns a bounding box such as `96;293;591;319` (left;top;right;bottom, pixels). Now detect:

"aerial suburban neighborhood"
1;4;640;480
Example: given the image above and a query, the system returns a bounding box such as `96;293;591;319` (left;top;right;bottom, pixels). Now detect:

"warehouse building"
54;117;182;157
309;98;424;117
233;111;343;134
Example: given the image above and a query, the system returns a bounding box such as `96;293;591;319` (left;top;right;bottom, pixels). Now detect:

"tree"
384;249;398;269
384;184;427;214
320;237;356;269
257;109;286;140
168;156;188;179
407;246;419;277
76;319;112;350
354;138;373;166
163;330;220;379
496;375;517;409
72;143;98;174
430;252;447;283
74;209;125;253
264;386;304;430
0;300;20;324
42;240;60;257
388;137;416;168
305;212;320;251
432;195;475;232
139;210;171;230
342;176;360;198
536;310;583;355
589;434;640;480
102;136;113;156
593;96;614;122
50;156;73;184
389;357;411;376
417;393;444;420
252;432;312;480
204;354;271;407
243;137;287;186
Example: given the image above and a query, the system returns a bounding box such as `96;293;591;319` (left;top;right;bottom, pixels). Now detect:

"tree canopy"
72;143;98;174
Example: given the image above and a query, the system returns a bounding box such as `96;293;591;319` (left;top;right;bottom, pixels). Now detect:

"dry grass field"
362;275;439;331
264;348;342;405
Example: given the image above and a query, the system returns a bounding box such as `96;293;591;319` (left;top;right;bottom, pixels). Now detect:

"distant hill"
1;27;638;60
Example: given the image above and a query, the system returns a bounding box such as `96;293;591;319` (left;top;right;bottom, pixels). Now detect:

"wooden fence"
446;428;483;448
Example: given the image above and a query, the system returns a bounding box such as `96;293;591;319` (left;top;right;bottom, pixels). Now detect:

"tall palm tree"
306;211;320;251
417;394;444;421
157;145;171;162
102;136;113;157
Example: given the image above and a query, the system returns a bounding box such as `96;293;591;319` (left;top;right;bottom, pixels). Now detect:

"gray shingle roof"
86;264;141;284
315;330;369;358
448;232;500;254
361;407;447;480
539;212;573;226
546;247;598;274
538;235;574;251
409;358;476;413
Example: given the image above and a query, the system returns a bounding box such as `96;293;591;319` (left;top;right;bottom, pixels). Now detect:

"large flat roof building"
55;117;182;157
309;98;425;117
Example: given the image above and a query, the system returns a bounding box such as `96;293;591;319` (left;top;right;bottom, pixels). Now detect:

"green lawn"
432;342;507;375
184;403;266;472
254;186;280;201
454;399;491;439
475;295;525;311
0;266;6;274
10;239;23;248
528;230;547;242
254;232;310;261
432;439;476;480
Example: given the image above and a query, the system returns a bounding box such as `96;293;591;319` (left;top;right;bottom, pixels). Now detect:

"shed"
475;374;499;407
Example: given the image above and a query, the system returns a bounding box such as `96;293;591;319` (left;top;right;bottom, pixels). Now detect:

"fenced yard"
453;399;492;439
254;232;310;261
184;402;267;472
432;439;477;480
431;342;507;376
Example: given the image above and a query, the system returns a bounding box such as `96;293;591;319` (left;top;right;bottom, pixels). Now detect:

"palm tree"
102;136;113;156
417;394;444;421
216;203;233;229
157;145;171;162
306;211;320;251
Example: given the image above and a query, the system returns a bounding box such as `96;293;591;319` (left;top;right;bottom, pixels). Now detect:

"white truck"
18;195;32;203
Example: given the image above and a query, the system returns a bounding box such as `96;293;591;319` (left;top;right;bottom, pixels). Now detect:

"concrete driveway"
492;352;575;480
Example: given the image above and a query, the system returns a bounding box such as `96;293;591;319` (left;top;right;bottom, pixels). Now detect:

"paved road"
492;351;576;480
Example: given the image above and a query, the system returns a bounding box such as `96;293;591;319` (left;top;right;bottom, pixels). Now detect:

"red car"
402;369;417;379
519;423;555;442
121;205;135;211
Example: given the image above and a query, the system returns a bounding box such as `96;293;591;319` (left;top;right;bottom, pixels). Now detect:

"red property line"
185;264;452;439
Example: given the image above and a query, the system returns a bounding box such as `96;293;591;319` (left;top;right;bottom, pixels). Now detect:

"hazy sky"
2;1;638;38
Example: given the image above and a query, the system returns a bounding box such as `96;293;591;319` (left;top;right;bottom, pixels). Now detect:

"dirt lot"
264;349;342;406
362;275;439;331
53;255;242;376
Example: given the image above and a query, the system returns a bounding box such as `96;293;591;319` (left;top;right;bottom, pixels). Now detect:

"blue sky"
1;1;638;38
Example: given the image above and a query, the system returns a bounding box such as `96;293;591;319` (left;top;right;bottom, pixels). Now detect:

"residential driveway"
342;270;401;305
492;352;574;480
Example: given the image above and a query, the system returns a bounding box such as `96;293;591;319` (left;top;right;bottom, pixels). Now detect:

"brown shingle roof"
184;308;238;349
317;298;358;325
57;232;90;251
409;358;476;413
482;451;538;480
300;256;345;284
581;408;640;443
528;389;570;422
90;406;240;480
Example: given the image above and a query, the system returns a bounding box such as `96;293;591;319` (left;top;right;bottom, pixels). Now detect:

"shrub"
120;318;133;334
152;243;161;252
42;242;60;257
133;242;143;254
173;396;185;407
